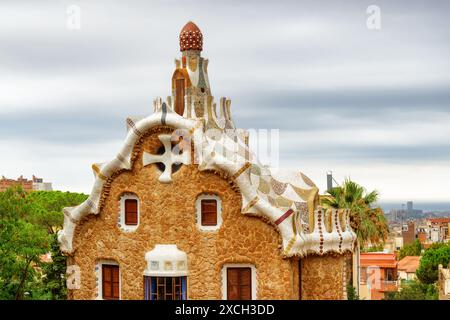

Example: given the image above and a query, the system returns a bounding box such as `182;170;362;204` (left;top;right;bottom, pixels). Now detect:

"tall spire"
170;22;236;132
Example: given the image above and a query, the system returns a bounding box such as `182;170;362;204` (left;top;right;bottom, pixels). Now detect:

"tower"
167;21;237;135
172;21;211;119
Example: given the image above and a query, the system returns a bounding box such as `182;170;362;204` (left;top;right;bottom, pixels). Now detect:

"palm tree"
321;179;388;246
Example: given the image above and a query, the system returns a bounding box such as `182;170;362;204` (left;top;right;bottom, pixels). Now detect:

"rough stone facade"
300;254;346;300
68;128;349;300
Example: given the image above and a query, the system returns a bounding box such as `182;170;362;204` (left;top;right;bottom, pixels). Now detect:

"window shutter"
175;78;185;116
112;266;120;299
102;265;119;300
201;199;217;226
239;268;252;300
227;268;240;300
227;268;252;300
125;199;138;225
102;265;112;299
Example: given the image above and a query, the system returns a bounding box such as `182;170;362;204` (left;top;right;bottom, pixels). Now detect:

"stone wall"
68;127;347;300
300;253;346;300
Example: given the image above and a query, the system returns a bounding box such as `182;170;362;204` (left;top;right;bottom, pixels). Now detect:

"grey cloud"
232;87;450;129
1;0;450;199
281;145;450;164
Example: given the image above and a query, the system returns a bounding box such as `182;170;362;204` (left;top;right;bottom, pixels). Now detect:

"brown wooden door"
175;78;185;116
227;267;251;300
102;265;120;300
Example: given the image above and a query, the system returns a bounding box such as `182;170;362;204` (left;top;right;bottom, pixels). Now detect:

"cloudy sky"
1;0;450;204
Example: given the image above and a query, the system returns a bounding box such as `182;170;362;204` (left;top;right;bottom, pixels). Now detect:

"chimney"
326;171;333;192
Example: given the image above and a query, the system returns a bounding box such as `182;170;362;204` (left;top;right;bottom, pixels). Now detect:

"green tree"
0;187;49;299
362;244;385;253
26;190;88;233
346;284;360;300
384;280;438;300
26;190;88;299
397;239;423;260
416;243;450;284
0;187;88;300
321;179;389;246
39;234;68;299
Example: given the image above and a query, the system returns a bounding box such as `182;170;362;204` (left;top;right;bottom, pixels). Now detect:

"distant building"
407;201;413;216
394;236;404;250
427;218;450;243
402;221;416;246
438;264;450;300
417;227;427;244
0;175;52;192
389;202;423;222
397;256;421;282
359;253;398;300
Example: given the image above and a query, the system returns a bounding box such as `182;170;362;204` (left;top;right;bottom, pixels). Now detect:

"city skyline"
1;0;450;201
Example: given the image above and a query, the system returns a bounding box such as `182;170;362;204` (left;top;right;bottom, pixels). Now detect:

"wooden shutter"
227;267;252;300
175;78;185;116
102;265;120;300
201;199;217;226
125;199;138;225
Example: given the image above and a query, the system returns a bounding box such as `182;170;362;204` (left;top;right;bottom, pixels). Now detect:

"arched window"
195;194;222;231
143;245;188;300
118;193;140;232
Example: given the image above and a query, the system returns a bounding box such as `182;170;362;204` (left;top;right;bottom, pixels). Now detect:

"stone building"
0;175;52;192
359;253;398;300
58;22;358;300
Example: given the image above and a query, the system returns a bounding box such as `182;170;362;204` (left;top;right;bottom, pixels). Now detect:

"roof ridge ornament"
179;21;203;52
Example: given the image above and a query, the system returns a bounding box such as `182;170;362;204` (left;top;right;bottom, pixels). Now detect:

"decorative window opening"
144;276;187;300
102;264;120;300
155;142;183;174
125;199;138;225
196;194;222;231
143;244;188;300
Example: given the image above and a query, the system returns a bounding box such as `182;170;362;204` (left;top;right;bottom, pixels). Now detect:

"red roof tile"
397;256;421;273
360;253;397;268
428;218;450;224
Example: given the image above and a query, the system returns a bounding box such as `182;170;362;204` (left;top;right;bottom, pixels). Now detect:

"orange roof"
428;218;450;224
397;256;421;273
360;253;397;268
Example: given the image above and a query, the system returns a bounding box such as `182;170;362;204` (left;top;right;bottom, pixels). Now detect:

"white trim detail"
221;263;257;300
95;260;121;300
58;100;357;257
118;193;140;232
195;194;222;231
144;244;189;277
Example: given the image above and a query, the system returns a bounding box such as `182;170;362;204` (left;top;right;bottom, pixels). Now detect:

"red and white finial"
179;21;203;52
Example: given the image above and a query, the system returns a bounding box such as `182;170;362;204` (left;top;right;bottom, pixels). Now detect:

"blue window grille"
144;276;187;300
